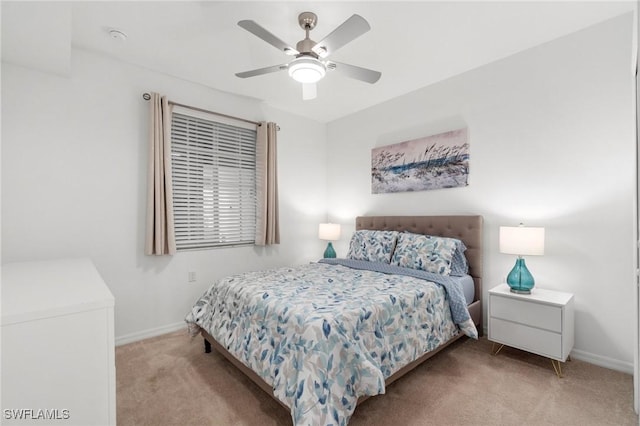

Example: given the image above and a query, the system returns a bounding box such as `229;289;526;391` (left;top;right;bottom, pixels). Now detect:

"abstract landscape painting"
371;128;469;194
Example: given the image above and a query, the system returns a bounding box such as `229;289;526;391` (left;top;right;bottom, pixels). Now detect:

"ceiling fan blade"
238;20;299;55
302;83;317;100
312;14;370;58
235;63;288;79
327;61;381;84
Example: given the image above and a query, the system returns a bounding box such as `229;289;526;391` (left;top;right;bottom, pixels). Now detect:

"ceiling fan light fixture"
288;57;326;83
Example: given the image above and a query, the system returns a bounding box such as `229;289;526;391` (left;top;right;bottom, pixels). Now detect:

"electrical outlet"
188;271;196;282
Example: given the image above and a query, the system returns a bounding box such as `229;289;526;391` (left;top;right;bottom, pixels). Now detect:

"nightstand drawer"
491;295;561;332
490;317;563;359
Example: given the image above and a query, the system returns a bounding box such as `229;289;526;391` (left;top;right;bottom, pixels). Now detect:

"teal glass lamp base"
323;242;336;258
506;257;535;294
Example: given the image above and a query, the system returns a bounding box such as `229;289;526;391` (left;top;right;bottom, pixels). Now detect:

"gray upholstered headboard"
355;215;483;327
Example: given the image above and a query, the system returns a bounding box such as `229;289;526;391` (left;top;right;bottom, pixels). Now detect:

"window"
170;106;257;250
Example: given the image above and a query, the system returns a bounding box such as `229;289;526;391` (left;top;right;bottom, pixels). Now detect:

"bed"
185;215;483;425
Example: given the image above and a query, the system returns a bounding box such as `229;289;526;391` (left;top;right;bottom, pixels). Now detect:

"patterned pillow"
391;232;458;275
450;239;469;276
346;230;399;263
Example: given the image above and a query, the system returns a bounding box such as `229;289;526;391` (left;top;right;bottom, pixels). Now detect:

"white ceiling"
2;1;636;123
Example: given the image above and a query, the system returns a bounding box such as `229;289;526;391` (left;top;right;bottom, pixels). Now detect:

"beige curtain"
145;93;176;255
255;122;280;245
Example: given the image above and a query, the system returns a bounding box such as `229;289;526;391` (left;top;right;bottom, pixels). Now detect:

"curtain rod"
142;92;271;128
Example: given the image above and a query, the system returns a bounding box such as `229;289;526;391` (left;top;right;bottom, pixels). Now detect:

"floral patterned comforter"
185;261;477;426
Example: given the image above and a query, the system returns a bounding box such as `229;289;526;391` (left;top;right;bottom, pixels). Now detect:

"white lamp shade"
318;223;341;241
499;226;545;256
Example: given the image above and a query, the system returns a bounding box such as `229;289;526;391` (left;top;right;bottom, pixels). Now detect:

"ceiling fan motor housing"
296;39;318;56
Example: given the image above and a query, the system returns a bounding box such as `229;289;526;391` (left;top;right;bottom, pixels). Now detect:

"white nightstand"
488;283;574;377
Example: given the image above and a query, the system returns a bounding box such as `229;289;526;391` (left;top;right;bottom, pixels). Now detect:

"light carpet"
116;330;638;425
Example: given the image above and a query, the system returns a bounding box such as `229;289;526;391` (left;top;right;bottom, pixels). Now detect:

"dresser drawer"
490;317;563;359
490;294;561;332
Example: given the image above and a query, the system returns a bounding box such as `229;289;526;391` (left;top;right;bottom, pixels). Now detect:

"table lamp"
318;223;341;258
499;224;545;294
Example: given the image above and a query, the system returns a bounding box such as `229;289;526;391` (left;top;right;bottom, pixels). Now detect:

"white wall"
1;48;328;343
327;14;636;371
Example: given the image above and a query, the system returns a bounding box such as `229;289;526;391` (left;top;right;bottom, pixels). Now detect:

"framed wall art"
371;127;469;194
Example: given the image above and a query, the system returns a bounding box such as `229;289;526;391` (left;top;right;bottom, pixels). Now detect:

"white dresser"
1;258;116;425
488;283;574;375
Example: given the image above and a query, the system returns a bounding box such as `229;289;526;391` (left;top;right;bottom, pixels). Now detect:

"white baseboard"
482;326;633;375
570;348;634;375
115;321;186;346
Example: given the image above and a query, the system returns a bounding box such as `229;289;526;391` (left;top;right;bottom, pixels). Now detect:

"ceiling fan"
235;12;381;100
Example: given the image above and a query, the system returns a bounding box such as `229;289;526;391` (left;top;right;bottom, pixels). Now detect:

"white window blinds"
170;107;257;250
